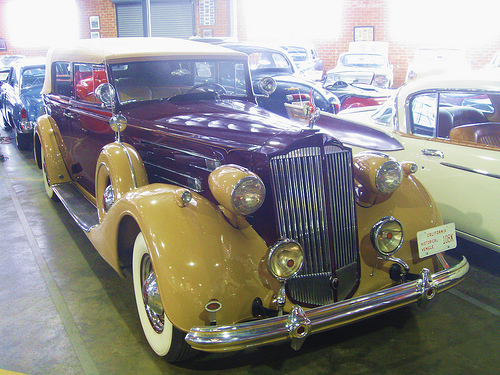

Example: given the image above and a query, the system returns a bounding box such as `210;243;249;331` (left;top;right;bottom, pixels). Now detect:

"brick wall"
0;0;47;57
1;0;498;88
231;0;500;87
77;0;117;40
0;0;116;59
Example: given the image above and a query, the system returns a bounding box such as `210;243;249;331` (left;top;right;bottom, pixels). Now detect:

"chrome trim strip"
118;143;138;189
144;161;202;192
186;257;469;352
440;162;500;180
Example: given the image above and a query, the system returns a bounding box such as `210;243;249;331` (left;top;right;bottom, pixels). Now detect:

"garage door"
113;0;195;38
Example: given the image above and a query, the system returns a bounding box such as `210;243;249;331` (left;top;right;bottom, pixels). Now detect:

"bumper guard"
185;257;469;352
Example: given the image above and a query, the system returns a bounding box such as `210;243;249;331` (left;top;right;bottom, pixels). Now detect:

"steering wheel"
188;82;227;95
332;80;348;88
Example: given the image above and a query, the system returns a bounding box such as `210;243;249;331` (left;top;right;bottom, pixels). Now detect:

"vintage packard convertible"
35;38;468;362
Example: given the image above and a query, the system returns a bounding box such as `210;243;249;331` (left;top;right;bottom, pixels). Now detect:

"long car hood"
121;99;323;155
316;110;403;152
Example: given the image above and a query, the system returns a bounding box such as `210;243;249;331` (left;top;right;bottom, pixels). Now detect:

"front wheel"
132;232;196;362
41;146;59;201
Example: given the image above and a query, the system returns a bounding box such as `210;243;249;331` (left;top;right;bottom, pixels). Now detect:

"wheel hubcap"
141;254;165;333
102;184;114;212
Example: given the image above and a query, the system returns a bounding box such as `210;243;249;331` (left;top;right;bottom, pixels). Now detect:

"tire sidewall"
132;232;174;356
41;147;56;200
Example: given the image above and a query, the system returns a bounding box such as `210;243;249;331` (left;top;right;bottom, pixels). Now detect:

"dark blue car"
1;58;46;150
221;43;339;118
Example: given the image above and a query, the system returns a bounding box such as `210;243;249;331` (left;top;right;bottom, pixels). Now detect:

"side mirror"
95;83;116;107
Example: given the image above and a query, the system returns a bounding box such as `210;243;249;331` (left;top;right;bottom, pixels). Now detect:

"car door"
65;63;114;195
398;91;500;249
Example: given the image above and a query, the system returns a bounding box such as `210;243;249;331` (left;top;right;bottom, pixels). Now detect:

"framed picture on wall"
89;16;100;30
202;29;213;37
354;26;374;42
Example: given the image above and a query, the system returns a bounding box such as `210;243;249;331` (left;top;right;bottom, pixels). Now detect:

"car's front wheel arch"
132;231;197;361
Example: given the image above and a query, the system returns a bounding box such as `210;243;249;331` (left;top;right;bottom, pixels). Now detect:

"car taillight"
20;108;28;129
334;102;340;114
286;93;310;101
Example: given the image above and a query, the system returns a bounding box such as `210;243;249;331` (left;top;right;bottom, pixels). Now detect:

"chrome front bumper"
185;257;469;352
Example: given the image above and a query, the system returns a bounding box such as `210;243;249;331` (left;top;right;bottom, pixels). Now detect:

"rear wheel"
15;130;31;150
1;111;11;129
132;232;196;362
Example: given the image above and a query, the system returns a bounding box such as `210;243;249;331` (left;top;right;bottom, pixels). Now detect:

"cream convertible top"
42;37;248;95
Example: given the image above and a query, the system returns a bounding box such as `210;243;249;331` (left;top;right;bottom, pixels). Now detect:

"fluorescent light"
6;0;79;48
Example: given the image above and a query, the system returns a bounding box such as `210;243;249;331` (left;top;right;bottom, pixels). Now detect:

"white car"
406;48;471;83
316;74;500;253
324;52;394;88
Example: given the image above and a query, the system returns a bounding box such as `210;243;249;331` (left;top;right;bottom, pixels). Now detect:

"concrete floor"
1;124;500;375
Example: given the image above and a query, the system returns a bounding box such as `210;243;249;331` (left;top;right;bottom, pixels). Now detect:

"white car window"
411;93;437;137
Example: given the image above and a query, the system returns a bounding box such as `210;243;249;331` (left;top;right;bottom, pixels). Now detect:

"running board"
52;183;99;232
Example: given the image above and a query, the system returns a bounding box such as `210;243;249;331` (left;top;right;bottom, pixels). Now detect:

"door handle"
421;149;444;158
64;111;79;119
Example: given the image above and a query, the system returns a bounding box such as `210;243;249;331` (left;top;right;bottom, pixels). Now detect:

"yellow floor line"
0;369;28;375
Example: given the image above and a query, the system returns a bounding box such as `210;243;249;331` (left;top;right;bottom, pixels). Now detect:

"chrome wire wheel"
140;253;165;334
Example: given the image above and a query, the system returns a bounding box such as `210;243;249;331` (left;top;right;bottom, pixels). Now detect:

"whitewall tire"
132;232;196;362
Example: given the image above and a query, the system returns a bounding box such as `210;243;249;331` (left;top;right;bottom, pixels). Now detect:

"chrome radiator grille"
270;146;358;306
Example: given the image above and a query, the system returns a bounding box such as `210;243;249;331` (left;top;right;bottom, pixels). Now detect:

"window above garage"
111;0;195;38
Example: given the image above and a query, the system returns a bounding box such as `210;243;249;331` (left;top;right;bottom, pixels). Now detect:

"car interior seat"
437;106;488;138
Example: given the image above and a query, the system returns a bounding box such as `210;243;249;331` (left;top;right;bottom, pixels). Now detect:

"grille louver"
270;146;359;306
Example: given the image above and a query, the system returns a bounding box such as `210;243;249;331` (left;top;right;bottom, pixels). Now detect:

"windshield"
371;93;397;125
248;52;293;73
109;59;250;105
341;54;386;68
282;46;308;62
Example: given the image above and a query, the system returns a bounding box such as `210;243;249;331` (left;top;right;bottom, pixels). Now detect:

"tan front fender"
95;142;148;222
87;183;278;334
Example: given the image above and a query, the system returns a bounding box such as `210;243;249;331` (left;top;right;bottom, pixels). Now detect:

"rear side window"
53;62;73;97
74;63;107;103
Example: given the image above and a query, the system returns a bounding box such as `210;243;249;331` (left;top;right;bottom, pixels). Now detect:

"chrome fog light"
268;240;304;281
371;216;404;256
376;160;403;194
231;176;266;215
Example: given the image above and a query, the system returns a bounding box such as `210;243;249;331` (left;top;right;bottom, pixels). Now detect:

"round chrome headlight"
268;240;304;281
371;216;404;256
376;160;403;194
231;176;266;215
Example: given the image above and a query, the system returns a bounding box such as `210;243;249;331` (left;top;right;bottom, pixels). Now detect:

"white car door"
399;91;500;251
